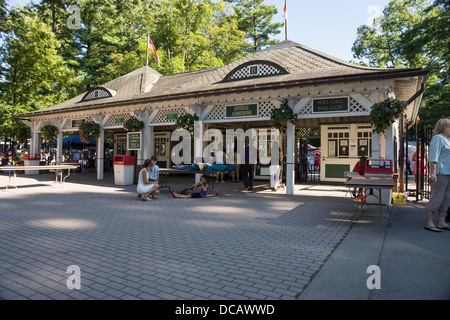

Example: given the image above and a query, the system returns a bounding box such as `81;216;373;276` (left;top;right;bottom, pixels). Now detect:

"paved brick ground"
0;171;355;300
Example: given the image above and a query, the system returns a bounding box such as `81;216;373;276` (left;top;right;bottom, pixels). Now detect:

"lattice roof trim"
81;87;116;102
223;60;289;82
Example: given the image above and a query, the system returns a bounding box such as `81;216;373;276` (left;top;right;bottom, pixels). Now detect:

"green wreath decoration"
40;124;58;144
175;113;199;134
78;121;100;143
123;116;144;132
271;99;297;133
370;99;407;134
16;125;31;144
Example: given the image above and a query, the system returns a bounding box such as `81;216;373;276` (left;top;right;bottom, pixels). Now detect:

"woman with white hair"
425;118;450;232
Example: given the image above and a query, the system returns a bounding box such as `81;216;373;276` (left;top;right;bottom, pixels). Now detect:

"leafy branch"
123;116;144;132
270;99;296;133
78;121;100;143
370;99;407;134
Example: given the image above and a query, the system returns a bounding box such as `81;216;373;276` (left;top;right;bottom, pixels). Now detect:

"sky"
5;0;392;62
265;0;392;62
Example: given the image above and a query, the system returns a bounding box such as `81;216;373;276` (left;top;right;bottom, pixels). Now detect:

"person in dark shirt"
241;141;260;192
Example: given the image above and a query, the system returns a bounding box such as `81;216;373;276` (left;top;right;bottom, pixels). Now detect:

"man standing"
241;139;260;192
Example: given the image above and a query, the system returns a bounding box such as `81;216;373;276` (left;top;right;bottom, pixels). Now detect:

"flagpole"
285;18;288;41
284;0;288;40
146;32;149;67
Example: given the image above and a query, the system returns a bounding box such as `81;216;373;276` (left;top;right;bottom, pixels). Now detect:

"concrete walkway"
0;171;448;300
299;196;450;300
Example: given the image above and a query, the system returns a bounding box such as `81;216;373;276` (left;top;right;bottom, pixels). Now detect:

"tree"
352;0;449;129
0;8;80;154
225;0;283;53
151;0;247;74
402;0;450;127
28;0;246;84
1;10;80;108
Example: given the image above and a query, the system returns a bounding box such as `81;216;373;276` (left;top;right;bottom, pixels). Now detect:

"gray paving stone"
0;174;356;300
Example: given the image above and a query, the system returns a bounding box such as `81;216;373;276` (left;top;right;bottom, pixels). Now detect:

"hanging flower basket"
175;113;199;135
271;99;296;133
40;124;58;144
78;121;100;143
370;99;407;134
123;116;144;132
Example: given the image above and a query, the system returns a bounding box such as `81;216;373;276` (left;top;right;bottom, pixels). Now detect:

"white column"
90;114;105;180
147;126;154;158
30;128;37;157
384;123;397;161
137;134;144;167
194;120;203;183
286;122;295;195
51;119;65;163
24;121;41;174
370;92;381;159
135;110;150;165
97;128;105;180
33;129;41;157
56;130;63;163
372;132;381;159
147;110;159;159
28;121;42;158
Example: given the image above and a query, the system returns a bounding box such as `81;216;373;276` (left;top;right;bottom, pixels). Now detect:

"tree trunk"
50;0;56;33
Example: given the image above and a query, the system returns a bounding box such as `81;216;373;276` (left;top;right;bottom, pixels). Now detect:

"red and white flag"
283;0;288;20
148;37;160;65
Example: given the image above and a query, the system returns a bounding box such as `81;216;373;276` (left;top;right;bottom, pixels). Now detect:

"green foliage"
1;11;80;108
16;126;31;144
175;113;199;134
0;0;283;142
370;99;408;134
271;99;296;133
225;0;283;53
0;7;80;141
151;0;248;73
40;124;58;144
78;121;100;143
352;0;449;129
352;0;431;68
123;116;144;132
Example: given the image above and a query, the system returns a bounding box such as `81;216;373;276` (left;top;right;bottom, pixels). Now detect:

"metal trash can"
365;159;393;205
113;156;135;185
24;153;40;175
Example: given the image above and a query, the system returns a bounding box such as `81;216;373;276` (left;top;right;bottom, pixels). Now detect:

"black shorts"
191;193;202;198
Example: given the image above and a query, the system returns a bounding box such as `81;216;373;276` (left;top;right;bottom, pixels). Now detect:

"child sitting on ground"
173;174;210;199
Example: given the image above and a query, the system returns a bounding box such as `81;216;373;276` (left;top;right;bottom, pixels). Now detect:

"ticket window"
357;131;372;157
328;131;350;158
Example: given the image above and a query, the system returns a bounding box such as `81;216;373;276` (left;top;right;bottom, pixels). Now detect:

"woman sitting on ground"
137;159;159;201
173;174;210;199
